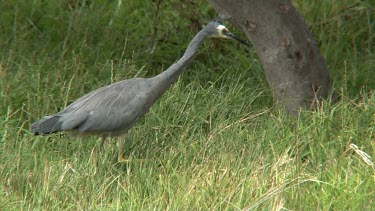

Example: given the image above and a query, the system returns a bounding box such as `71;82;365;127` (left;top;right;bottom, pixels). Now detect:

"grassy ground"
1;0;374;210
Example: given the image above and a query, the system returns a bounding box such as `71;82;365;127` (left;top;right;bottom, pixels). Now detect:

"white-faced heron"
31;19;250;161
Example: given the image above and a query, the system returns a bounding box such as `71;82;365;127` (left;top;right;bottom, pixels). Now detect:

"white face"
212;25;231;39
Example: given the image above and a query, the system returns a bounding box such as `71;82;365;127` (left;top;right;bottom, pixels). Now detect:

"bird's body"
32;78;153;137
31;20;249;160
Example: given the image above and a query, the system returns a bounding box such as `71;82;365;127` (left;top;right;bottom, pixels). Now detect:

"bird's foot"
117;155;130;163
117;155;146;163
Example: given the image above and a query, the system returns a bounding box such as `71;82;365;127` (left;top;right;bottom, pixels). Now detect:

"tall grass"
1;0;374;210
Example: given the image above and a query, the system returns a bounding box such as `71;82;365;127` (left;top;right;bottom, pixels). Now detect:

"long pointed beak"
223;31;252;47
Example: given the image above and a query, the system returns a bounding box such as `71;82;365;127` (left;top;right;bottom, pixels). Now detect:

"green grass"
1;0;374;210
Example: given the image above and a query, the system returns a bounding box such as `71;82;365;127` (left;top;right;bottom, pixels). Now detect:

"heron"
31;20;250;161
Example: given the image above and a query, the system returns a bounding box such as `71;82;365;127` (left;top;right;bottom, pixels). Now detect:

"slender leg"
118;139;125;162
99;137;106;151
92;137;105;168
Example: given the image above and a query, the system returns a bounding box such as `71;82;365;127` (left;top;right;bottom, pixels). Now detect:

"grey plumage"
32;78;153;137
31;20;249;160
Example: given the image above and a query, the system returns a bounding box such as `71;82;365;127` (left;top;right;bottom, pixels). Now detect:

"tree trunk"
210;0;334;115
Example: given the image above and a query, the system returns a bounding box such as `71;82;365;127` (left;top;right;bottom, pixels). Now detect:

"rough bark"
211;0;333;115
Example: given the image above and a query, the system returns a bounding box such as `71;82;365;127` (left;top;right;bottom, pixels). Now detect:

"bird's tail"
31;115;62;135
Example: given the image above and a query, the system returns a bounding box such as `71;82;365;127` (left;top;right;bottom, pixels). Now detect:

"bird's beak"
223;31;251;47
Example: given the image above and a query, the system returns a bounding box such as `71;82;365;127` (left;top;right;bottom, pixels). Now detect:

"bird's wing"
58;78;151;134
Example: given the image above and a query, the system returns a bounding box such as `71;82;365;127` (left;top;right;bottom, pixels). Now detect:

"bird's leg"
99;137;106;151
92;137;106;169
118;139;126;162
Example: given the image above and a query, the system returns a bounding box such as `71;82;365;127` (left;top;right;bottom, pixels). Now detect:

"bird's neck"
150;29;208;95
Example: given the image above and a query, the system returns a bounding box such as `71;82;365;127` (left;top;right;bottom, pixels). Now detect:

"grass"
1;0;374;210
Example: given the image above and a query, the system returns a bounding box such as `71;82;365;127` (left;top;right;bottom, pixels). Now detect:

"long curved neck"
150;29;209;94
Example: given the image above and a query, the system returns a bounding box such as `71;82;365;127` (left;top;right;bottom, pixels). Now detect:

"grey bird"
31;20;250;161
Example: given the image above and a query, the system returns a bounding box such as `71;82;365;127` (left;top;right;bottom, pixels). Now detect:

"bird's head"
204;20;251;46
